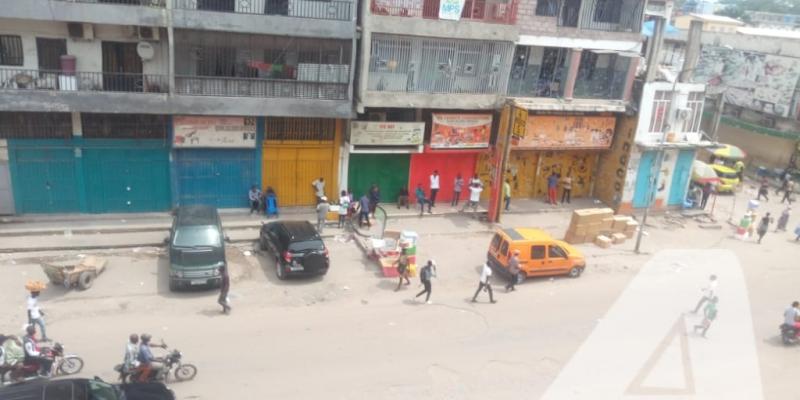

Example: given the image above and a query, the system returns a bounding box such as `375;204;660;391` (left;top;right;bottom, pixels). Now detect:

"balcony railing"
370;0;517;24
173;0;353;21
557;0;643;32
174;75;348;100
0;68;168;93
52;0;166;7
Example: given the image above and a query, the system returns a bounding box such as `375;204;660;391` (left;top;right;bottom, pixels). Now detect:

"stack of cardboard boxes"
563;208;640;248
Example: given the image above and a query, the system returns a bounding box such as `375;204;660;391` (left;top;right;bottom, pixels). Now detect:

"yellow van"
711;164;740;193
487;228;586;281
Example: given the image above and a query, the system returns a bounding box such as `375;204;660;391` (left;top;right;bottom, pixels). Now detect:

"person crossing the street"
415;260;436;304
472;263;496;303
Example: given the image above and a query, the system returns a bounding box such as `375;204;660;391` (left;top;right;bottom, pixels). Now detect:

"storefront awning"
588;49;642;58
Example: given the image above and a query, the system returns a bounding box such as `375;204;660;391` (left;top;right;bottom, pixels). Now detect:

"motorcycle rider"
136;334;166;382
122;334;140;377
784;301;800;333
22;325;52;377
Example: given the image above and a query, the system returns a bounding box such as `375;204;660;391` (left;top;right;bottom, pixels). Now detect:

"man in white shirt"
471;263;496;303
693;274;718;313
461;183;483;214
311;178;326;202
784;301;800;329
27;291;49;342
123;334;140;375
429;170;440;207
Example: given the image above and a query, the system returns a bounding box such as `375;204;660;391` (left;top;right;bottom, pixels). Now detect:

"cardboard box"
585;222;602;234
564;232;586;244
624;230;635;238
625;220;640;232
600;217;614;231
573;224;589;236
611;233;627;244
612;215;632;231
594;235;612;248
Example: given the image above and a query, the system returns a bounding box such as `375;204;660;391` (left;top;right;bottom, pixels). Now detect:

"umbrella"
711;144;747;160
692;160;721;184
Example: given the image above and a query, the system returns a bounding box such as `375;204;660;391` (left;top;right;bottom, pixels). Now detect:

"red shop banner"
430;113;492;149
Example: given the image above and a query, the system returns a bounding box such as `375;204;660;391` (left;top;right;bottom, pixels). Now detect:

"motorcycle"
3;342;84;384
114;344;197;384
780;323;799;345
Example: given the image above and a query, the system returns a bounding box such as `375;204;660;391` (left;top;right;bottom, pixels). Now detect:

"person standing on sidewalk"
461;182;483;214
415;260;436;304
505;250;520;292
452;174;464;206
311;177;326;203
472;263;496;303
338;190;350;229
416;184;432;216
397;187;410;209
27;290;49;342
781;180;795;204
547;172;559;205
757;212;773;244
700;182;713;210
429;170;440;207
735;160;745;182
248;185;261;215
470;174;482;187
692;274;717;313
316;196;330;233
503;179;512;211
369;184;381;218
693;296;718;338
561;174;572;204
358;193;372;228
217;265;231;314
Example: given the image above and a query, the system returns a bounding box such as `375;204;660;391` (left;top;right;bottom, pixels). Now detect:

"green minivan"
166;205;229;291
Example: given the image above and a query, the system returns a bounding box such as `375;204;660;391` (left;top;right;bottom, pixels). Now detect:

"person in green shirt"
694;296;718;338
503;179;511;211
735;160;745;182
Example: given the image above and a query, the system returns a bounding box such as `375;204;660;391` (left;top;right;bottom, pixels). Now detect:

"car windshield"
289;240;325;252
88;381;119;400
173;226;220;247
717;171;738;179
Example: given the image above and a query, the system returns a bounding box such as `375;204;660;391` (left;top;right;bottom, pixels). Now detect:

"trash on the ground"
243;250;252;257
40;256;107;291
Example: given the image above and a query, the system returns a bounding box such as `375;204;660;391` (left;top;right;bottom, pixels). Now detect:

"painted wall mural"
694;46;800;118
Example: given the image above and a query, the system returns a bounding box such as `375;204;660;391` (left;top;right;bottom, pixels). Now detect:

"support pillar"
563;48;582;100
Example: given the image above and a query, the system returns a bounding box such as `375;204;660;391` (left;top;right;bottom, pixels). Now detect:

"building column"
166;0;176;95
623;57;640;102
563;48;582;100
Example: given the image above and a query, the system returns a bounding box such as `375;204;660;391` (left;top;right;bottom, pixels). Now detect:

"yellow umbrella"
712;144;747;160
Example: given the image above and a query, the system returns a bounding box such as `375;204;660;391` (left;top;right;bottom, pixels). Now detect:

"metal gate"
668;150;695;206
10;147;80;213
262;145;336;206
0;160;15;214
176;149;256;208
633;151;656;208
83;146;171;213
348;153;410;201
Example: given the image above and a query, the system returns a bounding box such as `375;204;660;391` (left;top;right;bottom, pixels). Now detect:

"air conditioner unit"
135;26;160;41
67;23;94;40
676;107;692;120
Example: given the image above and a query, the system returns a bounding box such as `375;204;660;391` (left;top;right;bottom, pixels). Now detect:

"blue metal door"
668;150;695;206
10;147;80;213
83;144;171;213
176;149;255;208
633;151;656;208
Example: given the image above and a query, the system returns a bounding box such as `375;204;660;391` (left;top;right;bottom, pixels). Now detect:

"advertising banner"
173;116;257;148
349;121;425;146
430;113;492;149
439;0;466;20
513;114;616;149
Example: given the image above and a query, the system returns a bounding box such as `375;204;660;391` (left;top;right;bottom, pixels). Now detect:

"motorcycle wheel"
174;364;197;381
57;357;84;375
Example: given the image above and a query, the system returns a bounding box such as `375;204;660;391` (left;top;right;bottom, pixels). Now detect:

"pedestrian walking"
561;174;572;204
735;160;745;182
461;182;482;214
311;177;326;203
547;172;559;205
358;193;371;228
338;190;350;229
316;196;330;233
217;265;231;314
781;180;795;204
429;170;440;207
452;174;465;206
26;289;49;342
397;187;410;209
693;296;718;338
757;212;773;244
264;187;279;218
471;263;496;303
415;260;436;304
248;185;261;215
776;206;791;232
503;179;512;211
415;184;432;216
701;182;712;209
776;173;790;195
757;177;770;202
692;274;718;313
394;246;411;291
505;249;521;292
369;184;381;217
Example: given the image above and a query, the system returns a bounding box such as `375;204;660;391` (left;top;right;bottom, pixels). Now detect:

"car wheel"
259;238;268;251
77;271;96;290
568;266;583;278
275;257;286;280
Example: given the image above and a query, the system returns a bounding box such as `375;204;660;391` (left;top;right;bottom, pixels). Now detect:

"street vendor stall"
365;230;419;277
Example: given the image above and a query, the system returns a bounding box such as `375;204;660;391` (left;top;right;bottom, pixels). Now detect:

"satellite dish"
136;41;154;61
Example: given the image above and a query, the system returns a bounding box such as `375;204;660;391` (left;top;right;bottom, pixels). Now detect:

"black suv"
259;221;329;280
0;378;174;400
166;205;229;291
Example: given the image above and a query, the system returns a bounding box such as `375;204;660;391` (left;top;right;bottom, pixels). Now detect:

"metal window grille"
649;90;671;134
81;114;168;139
535;0;559;16
265;117;336;141
0;112;72;139
36;38;67;70
0;35;24;66
508;46;569;98
593;0;622;23
682;91;705;133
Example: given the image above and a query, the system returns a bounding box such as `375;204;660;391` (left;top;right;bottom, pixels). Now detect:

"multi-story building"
0;0;357;214
747;11;800;31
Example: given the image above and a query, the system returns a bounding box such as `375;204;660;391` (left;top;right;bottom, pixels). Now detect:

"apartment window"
682;92;705;133
0;35;23;66
81;113;167;139
36;38;67;71
0;112;72;139
594;0;622;23
535;0;559;16
649;90;671;133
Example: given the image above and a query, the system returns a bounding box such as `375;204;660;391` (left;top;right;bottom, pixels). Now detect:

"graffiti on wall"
694;46;800;118
534;152;596;198
514;114;616;149
595;116;636;208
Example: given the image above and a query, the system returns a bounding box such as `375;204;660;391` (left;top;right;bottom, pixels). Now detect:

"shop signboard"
430;113;492;149
349;121;425;146
173;116;257;149
513;114;616;149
